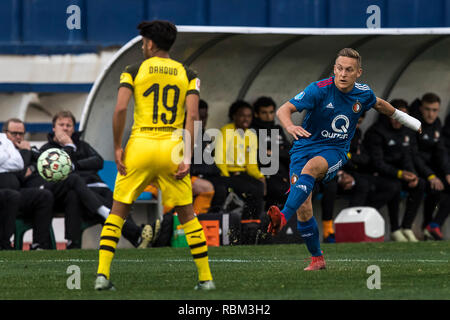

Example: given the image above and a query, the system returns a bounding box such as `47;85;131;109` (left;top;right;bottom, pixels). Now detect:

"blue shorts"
289;148;348;184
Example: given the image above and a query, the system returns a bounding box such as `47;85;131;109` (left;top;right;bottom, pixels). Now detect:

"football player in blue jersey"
267;48;422;271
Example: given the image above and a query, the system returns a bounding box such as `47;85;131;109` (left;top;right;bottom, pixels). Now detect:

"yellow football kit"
215;123;264;180
113;57;200;207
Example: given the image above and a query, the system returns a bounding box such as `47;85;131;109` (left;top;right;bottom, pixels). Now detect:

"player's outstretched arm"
373;97;422;133
113;86;133;175
175;93;199;180
276;101;311;140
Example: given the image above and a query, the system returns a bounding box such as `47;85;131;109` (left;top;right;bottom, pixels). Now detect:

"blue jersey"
289;76;377;154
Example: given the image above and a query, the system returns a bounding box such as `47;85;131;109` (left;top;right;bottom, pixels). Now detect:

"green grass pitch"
0;241;448;300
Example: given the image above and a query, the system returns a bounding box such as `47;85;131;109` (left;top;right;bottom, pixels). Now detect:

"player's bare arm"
113;86;133;176
276;101;311;140
175;93;199;180
374;97;422;133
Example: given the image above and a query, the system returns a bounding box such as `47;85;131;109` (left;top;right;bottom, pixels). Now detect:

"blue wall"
1;0;449;54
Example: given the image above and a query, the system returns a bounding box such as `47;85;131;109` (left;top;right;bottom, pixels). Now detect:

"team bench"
14;160;163;250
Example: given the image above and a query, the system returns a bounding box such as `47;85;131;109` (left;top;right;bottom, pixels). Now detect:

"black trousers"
88;187;142;247
226;173;264;245
0;189;20;249
18;188;54;249
422;179;450;228
364;174;402;211
264;173;290;210
203;175;231;213
43;174;105;243
27;173;141;247
317;172;405;226
317;173;372;222
383;177;426;231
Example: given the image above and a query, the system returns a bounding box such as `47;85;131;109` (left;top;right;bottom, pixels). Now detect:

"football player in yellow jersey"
95;20;214;291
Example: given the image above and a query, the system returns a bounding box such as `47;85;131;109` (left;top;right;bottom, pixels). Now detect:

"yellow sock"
193;191;215;214
322;220;334;238
97;214;124;279
182;217;213;282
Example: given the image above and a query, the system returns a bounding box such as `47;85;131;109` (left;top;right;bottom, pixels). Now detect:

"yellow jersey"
215;123;264;180
119;56;200;138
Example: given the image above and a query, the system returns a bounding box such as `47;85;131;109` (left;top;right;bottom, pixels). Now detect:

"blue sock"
281;174;315;222
429;222;439;228
297;217;322;257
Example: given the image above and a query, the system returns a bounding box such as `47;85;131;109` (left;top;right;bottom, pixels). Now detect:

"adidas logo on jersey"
326;102;334;109
388;139;396;146
296;184;308;193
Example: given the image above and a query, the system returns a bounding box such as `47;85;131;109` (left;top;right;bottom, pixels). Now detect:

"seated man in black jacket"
444;112;450;157
25;112;152;249
410;93;450;240
0;189;21;250
1;121;54;250
364;100;425;242
251;96;290;210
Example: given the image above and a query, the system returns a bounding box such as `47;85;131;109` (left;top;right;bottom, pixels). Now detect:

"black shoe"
66;240;81;249
30;243;45;250
0;241;14;250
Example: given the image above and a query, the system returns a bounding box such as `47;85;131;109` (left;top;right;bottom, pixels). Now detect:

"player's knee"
192;178;214;195
174;203;195;224
302;157;328;179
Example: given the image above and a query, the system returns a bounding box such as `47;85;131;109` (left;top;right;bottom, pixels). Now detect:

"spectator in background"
26;111;153;249
342;112;403;222
251;96;290;210
0;189;20;250
364;99;425;242
443;112;450;158
1;120;54;250
0;131;23;250
190;99;230;213
410;93;450;240
215;100;265;244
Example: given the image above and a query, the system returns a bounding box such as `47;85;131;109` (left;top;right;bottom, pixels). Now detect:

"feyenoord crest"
352;100;362;113
291;173;299;185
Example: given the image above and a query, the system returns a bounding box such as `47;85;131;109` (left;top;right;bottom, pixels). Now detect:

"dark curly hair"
137;20;177;51
228;100;253;121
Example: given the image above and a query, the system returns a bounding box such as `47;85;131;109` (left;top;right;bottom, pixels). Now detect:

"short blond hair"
336;48;362;68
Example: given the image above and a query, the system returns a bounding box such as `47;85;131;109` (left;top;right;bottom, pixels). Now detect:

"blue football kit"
281;77;377;257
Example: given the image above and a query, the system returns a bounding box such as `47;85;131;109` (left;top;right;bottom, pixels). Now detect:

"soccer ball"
37;148;72;182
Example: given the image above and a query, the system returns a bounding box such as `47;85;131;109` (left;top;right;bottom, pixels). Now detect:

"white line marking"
0;258;448;264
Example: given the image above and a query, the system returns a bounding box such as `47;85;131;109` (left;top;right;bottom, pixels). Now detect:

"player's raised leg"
267;156;327;235
176;204;215;290
95;200;131;290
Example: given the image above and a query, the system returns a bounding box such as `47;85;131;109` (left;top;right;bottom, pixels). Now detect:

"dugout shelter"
81;26;450;160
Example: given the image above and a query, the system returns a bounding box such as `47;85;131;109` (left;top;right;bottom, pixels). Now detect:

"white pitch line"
0;258;448;264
